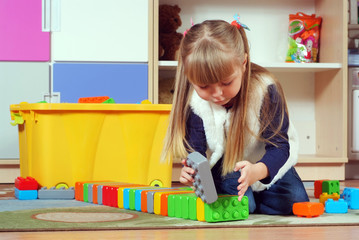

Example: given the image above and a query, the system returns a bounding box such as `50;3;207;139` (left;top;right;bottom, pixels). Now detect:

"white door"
0;63;50;159
52;0;149;62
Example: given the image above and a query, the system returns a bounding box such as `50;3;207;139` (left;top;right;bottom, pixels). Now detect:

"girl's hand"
179;159;195;186
234;161;268;201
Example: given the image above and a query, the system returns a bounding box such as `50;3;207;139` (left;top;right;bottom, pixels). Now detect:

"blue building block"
325;199;348;213
14;188;37;200
38;187;75;200
187;152;218;204
341;187;359;209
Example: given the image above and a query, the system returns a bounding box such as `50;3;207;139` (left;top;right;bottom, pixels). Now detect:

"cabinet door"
52;0;149;62
0;63;50;159
53;63;148;103
0;0;50;61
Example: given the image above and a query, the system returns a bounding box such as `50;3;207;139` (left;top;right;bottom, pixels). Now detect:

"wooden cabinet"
153;0;348;180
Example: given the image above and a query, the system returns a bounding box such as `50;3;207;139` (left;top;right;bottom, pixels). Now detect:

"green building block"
204;195;249;222
180;193;197;220
322;180;340;195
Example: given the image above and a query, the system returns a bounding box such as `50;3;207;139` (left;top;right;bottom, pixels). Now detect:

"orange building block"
293;202;324;218
78;96;109;103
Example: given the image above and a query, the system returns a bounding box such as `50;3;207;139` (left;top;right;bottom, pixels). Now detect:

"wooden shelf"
159;61;342;72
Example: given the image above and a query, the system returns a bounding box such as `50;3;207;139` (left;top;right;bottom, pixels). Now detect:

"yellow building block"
196;197;205;222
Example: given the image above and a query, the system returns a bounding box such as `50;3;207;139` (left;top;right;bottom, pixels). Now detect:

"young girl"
161;19;309;215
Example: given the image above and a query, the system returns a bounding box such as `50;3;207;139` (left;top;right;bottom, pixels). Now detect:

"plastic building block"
196;197;206;221
125;187;164;210
204;195;249;222
293;202;324;218
154;190;194;215
159;190;194;216
319;192;340;204
187;152;218;204
15;176;38;190
314;179;328;198
102;98;115;104
341;187;359;209
78;96;109;103
325;199;348;213
38;187;75;199
134;187;169;211
75;180;111;201
14;188;37;200
322;180;340;195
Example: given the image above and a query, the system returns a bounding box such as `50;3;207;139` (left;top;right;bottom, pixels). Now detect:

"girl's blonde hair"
161;20;288;175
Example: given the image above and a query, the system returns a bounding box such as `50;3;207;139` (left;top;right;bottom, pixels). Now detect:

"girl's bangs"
184;43;236;86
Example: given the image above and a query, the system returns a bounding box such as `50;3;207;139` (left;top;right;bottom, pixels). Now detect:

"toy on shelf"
286;12;322;63
186;152;218;204
325;199;348;214
292;202;324;218
341;187;359;209
74;181;249;223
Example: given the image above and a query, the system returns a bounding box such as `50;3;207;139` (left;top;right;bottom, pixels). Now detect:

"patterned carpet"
0;183;358;232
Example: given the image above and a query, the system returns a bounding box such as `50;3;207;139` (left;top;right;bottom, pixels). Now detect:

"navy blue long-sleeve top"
185;85;290;184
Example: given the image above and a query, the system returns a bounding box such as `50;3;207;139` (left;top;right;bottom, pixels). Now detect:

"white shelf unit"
153;0;348;180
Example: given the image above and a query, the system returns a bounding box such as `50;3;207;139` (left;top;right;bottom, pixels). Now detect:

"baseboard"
0;160;20;183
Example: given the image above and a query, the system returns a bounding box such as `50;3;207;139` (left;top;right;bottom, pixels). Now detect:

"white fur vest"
189;75;299;191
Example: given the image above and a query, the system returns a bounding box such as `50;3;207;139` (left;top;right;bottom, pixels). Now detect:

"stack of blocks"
74;152;249;223
293;179;359;217
14;176;75;200
15;177;38;200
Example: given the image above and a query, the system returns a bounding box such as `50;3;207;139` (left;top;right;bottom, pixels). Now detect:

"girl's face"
192;60;246;106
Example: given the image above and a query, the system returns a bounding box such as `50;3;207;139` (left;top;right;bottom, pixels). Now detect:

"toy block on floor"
341;187;359;209
314;179;328;198
322;180;340;195
319;192;340;205
293;202;324;218
204;195;249;222
15;176;38;190
38;187;75;200
187;152;218;204
14;188;37;200
154;190;195;215
325;199;348;213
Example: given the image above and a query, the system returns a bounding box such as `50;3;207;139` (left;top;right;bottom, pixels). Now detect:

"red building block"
15;176;38;190
293;202;324;218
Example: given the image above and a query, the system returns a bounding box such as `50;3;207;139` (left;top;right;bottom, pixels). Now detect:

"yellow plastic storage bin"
10;103;173;188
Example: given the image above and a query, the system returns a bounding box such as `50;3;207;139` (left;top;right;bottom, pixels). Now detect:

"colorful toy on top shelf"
341;187;359;209
322;180;340;195
325;199;348;214
78;96;110;103
15;176;38;190
292;202;324;218
186;152;218;204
